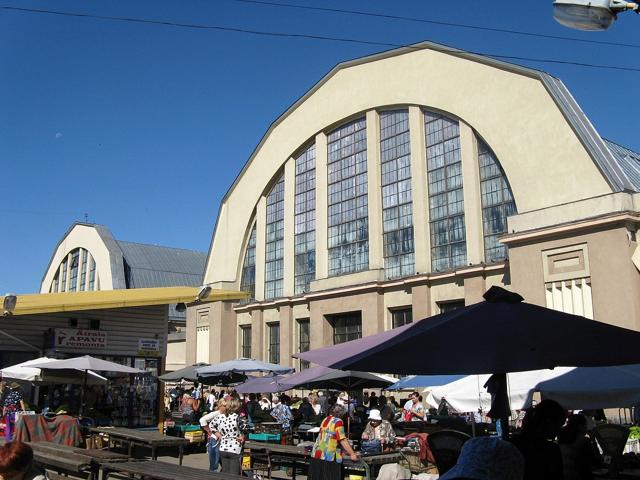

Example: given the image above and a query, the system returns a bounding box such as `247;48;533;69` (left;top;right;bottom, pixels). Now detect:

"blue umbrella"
386;374;465;391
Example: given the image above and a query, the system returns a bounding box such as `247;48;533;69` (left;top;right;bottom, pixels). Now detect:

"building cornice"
233;262;506;313
501;211;640;246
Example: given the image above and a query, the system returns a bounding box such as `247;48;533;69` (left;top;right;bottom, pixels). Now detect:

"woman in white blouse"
209;397;248;474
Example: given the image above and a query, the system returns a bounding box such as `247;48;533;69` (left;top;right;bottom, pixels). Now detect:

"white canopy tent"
427;364;640;413
425;368;573;413
1;357;107;385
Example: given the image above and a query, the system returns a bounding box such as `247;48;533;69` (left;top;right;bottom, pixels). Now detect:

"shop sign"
138;338;160;356
55;328;107;349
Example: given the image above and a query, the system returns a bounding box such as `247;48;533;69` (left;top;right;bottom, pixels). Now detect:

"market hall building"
39;222;207;372
187;41;640;369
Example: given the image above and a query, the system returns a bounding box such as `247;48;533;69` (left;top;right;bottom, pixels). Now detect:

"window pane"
331;313;362;344
264;175;285;300
295;145;316;294
240;225;257;302
425;111;467;271
478;140;517;263
328;119;369;277
380;110;415;280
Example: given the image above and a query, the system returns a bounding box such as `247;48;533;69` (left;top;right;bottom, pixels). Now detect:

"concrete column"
362;291;385;337
208;302;238;363
279;305;293;367
409;106;430;274
411;283;431;320
463;275;486;305
315;132;329;281
185;306;198;365
283;159;296;297
309;302;332;350
250;309;264;360
255;196;267;301
366;110;384;270
459;121;483;266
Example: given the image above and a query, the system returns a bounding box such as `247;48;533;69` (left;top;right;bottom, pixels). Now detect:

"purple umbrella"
296;287;640;375
296;286;640;437
236;375;288;394
279;365;393;390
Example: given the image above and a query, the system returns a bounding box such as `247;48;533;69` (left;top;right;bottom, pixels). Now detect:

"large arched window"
327;117;369;276
265;175;285;299
380;109;414;279
478;139;517;262
425;111;467;271
294;144;316;294
50;248;96;293
240;224;257;302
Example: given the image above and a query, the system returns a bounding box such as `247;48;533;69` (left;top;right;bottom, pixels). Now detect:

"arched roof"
203;40;640;284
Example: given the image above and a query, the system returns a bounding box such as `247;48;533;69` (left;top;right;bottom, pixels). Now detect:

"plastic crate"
248;432;281;442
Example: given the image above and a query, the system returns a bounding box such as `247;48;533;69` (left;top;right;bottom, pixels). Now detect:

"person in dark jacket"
511;399;566;480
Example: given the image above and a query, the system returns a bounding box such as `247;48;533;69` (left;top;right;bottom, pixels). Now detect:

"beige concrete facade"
188;43;640;368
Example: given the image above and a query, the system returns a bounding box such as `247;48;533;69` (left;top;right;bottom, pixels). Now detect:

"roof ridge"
115;239;207;255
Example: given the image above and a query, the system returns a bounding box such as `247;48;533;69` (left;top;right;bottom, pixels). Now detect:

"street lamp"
553;0;639;30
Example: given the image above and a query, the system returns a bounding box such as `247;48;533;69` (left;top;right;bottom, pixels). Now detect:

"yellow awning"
1;287;248;316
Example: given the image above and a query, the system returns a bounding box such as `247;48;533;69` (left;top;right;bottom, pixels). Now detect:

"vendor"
361;409;396;446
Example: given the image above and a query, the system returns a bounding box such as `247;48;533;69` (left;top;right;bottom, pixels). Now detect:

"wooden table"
28;441;130;480
90;427;189;465
100;460;244;480
244;441;405;480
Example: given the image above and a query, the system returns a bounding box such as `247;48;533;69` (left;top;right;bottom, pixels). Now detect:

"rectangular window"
268;323;280;364
265;177;285;299
391;307;413;329
380;110;415;279
327;118;369;276
298;319;310;370
330;312;362;345
240;326;252;359
478;140;517;263
295;145;316;294
425;111;467;271
439;300;465;313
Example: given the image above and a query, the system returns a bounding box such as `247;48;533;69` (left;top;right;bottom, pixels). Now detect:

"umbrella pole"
80;369;88;417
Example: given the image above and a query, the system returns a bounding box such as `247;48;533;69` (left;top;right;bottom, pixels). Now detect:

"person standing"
271;395;293;431
209;398;248;474
200;402;222;472
404;391;425;422
3;383;25;442
309;404;359;479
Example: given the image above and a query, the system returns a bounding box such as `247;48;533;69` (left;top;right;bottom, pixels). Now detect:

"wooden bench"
100;460;244;480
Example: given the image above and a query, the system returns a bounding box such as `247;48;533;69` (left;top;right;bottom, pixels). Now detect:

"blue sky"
1;0;638;294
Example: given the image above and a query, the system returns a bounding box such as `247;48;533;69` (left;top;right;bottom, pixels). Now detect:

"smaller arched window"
478;139;517;262
240;224;257;302
51;248;96;293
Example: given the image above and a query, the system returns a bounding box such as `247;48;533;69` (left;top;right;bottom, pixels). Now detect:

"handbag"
360;439;382;454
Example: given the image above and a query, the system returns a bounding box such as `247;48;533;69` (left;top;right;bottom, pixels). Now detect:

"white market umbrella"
30;355;142;415
1;357;107;385
426;368;573;413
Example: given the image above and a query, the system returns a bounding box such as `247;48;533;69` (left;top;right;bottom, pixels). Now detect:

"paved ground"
156;448;299;479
